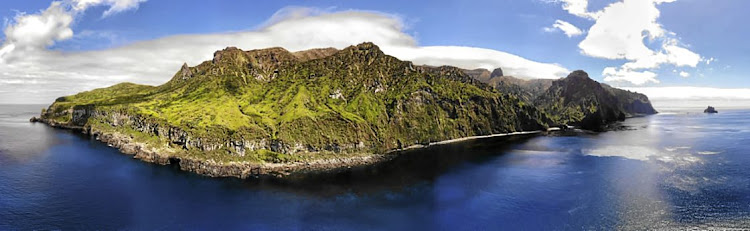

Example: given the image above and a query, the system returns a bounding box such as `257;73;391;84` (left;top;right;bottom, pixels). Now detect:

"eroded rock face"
179;63;193;80
490;67;504;78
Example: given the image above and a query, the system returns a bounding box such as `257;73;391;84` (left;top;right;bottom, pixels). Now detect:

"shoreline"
391;130;546;153
31;116;545;179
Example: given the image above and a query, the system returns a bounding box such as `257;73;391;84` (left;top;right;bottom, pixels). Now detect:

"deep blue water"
1;104;750;230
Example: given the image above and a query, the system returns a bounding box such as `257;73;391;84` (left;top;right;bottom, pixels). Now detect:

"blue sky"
0;0;748;104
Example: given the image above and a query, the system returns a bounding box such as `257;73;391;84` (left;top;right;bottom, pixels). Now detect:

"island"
704;106;718;113
32;42;657;178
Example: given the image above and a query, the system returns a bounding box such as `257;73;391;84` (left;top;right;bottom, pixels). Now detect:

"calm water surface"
1;104;749;230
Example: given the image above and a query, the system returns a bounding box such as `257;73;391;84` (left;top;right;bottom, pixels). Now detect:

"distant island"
704;106;718;113
31;42;657;178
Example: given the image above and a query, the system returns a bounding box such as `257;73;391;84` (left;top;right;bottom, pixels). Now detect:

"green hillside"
40;42;550;164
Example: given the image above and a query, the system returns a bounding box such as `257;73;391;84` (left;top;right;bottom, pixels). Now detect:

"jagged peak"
212;47;247;64
565;70;591;81
342;42;384;55
490;67;504;78
355;42;380;50
179;62;193;80
214;46;243;55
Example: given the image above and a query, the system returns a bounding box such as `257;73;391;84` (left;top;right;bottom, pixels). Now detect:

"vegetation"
40;42;550;164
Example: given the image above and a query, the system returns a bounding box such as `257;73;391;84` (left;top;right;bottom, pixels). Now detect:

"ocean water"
1;104;749;230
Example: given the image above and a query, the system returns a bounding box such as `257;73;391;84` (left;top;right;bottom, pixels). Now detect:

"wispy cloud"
544;20;584;37
71;0;147;17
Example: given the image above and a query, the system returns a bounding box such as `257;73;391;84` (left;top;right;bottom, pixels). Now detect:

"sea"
1;104;749;230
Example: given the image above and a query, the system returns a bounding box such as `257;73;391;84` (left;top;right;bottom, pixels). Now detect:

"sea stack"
704;106;718;113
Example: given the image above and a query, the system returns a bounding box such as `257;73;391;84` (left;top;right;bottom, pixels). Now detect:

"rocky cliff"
533;70;657;130
36;42;551;178
466;70;657;130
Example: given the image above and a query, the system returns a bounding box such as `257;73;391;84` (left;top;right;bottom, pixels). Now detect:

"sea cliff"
34;42;553;178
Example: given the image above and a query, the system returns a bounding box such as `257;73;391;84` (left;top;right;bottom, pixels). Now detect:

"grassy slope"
42;42;549;164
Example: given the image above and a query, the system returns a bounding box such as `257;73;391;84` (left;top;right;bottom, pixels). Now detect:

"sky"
0;0;748;106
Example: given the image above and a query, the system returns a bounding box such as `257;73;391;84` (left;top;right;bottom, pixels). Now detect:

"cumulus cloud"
679;71;689;78
549;0;703;85
602;67;659;85
0;2;73;59
0;6;569;104
544;20;584;37
0;0;147;61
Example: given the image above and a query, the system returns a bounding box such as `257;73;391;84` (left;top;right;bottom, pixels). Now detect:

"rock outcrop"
490;67;504;78
704;106;718;113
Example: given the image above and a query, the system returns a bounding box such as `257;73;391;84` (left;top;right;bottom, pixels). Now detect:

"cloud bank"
626;86;750;109
0;5;570;104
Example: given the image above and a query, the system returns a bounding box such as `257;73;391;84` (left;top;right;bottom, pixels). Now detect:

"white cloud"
704;57;715;65
679;71;689;78
544;20;584;37
0;2;73;57
625;87;750;100
545;0;601;19
0;7;569;104
550;0;703;85
624;86;750;110
72;0;147;17
387;46;569;79
0;0;148;62
602;67;659;85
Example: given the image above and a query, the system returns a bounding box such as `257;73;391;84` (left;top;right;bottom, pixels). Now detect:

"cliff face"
38;42;550;167
533;70;657;130
487;76;553;103
465;68;657;130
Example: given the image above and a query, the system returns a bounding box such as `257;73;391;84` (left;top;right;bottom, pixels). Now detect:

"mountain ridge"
35;42;552;178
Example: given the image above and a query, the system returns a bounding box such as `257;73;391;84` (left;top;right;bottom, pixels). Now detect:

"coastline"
31;116;546;179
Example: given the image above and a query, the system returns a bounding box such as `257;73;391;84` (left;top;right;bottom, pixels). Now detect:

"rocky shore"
31;116;544;179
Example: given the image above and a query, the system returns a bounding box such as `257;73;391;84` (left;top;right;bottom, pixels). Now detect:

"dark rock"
534;70;658;131
704;106;718;113
490;67;504;78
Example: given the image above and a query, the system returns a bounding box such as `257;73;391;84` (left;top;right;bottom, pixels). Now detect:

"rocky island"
33;42;656;178
704;106;718;113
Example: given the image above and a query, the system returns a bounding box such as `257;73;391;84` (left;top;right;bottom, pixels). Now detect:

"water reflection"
242;135;537;197
2;105;750;229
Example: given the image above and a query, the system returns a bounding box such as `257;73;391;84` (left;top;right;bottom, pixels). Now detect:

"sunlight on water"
2;105;750;229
